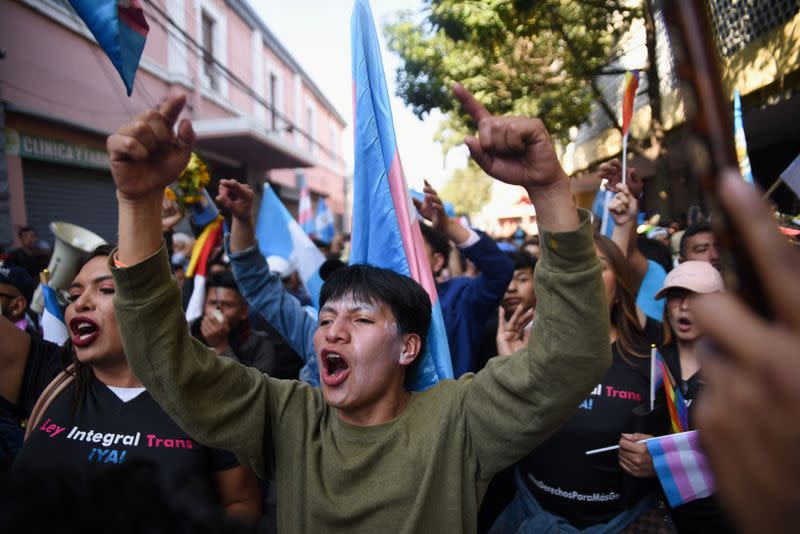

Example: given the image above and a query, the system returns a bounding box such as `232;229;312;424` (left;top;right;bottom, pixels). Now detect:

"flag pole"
650;344;657;411
761;177;783;200
585;435;661;456
622;133;629;187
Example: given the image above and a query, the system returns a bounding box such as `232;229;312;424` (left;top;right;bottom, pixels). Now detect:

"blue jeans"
489;469;656;534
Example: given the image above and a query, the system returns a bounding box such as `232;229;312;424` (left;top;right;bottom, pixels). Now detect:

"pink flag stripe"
649;430;716;507
659;432;694;501
679;431;716;495
387;151;439;303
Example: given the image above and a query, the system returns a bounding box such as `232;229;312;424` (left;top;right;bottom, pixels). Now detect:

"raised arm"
452;84;610;475
608;183;637;258
601;160;649;287
107;96;297;476
217;180;319;383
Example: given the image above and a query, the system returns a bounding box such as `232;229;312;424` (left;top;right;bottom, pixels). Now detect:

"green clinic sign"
6;130;110;170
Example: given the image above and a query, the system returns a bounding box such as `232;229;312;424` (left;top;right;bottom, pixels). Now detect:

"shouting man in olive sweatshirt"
107;84;610;533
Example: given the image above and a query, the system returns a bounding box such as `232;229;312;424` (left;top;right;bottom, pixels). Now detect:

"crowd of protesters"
0;82;798;534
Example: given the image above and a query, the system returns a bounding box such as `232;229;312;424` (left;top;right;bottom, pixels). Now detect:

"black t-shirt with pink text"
518;318;663;528
13;338;238;495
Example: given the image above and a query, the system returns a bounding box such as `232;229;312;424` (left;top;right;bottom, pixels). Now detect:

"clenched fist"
107;95;196;201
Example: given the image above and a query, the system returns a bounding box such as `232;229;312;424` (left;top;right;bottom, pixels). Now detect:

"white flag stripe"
673;433;712;499
186;274;207;323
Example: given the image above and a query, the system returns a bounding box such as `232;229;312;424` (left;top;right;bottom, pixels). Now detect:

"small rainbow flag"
651;348;689;433
621;70;640;137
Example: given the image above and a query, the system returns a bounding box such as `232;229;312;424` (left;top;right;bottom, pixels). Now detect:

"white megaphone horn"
30;222;106;314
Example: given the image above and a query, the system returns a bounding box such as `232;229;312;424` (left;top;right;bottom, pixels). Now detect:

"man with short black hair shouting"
107;85;610;533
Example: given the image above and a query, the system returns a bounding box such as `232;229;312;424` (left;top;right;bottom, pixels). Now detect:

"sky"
252;0;469;190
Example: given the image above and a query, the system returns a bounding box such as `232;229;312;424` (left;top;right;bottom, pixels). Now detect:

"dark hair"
418;223;451;262
679;222;713;259
636;234;673;273
17;225;36;238
506;250;537;272
319;258;346;281
594;235;649;360
206;256;229;272
205;271;239;292
319;264;431;351
66;243;116;411
524;235;540;246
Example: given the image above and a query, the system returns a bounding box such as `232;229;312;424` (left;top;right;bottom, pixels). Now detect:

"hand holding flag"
607;183;638;228
597;159;643;198
618;432;656;478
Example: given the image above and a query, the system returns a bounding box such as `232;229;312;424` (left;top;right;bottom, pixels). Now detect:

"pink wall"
0;1;170;134
227;13;254;114
141;6;168;68
2;0;346;214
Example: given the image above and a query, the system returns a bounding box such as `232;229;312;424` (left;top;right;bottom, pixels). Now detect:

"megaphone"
30;222;106;314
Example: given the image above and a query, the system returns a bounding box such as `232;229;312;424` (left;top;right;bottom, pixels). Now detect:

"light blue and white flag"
256;184;325;307
41;284;69;346
315;197;335;245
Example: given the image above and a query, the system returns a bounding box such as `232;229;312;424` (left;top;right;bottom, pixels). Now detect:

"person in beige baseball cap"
655;260;725;301
648;260;732;533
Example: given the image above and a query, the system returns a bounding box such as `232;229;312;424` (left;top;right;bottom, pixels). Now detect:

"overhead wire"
140;0;344;166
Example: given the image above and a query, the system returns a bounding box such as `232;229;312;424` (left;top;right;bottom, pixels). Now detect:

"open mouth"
321;350;350;387
676;317;693;331
70;317;100;348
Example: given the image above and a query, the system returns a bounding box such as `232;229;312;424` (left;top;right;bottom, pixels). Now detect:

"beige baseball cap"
655;260;725;299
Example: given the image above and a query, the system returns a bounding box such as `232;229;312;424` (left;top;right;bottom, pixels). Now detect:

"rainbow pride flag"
646;430;716;507
621;70;639;137
350;0;453;390
652;348;689;433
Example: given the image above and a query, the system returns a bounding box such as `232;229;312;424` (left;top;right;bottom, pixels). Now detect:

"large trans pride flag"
350;0;453;390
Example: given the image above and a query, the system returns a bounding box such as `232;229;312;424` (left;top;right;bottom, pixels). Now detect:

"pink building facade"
0;0;347;246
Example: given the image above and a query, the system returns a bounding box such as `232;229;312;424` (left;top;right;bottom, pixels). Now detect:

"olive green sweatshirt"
112;209;609;533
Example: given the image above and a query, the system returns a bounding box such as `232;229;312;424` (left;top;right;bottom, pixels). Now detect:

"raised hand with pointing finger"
108;95;196;202
109;94;196;265
453;84;578;232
